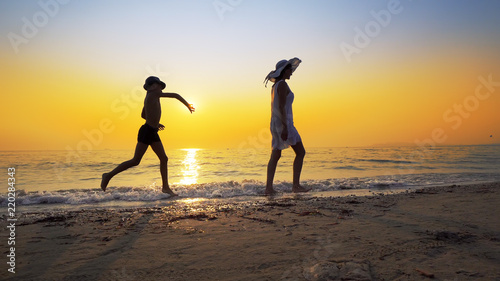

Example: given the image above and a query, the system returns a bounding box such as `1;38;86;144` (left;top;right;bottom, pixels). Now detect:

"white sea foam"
1;173;498;207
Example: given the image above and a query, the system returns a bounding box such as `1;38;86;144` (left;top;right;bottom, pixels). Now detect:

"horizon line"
1;143;500;152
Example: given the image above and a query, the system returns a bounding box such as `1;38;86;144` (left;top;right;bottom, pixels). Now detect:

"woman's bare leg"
266;149;282;195
291;142;310;193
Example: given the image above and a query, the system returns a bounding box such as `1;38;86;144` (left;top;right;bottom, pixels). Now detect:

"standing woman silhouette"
264;58;311;195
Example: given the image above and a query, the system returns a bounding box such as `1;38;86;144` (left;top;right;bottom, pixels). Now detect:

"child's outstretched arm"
160;92;195;113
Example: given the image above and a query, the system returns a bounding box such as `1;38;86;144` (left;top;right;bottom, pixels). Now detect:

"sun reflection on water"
178;148;200;185
178;198;205;205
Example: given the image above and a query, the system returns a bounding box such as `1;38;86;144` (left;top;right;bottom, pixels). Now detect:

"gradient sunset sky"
1;0;499;151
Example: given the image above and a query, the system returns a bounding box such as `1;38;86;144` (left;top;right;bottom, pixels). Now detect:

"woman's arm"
277;81;289;141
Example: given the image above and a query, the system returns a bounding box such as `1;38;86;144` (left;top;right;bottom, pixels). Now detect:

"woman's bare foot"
101;173;111;192
265;188;277;196
162;186;178;197
292;185;311;193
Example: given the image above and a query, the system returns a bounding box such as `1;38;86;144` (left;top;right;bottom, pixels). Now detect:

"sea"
1;145;499;211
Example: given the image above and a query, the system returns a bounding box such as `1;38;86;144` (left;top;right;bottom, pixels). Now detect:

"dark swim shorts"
137;124;161;145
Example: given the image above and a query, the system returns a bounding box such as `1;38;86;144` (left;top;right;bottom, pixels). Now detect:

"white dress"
270;80;302;150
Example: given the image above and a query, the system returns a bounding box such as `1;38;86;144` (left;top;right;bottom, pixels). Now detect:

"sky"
1;0;500;151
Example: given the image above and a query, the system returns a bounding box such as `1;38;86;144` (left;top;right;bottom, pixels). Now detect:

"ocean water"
1;145;499;210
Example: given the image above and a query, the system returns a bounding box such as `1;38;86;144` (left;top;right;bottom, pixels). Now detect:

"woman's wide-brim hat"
263;57;301;87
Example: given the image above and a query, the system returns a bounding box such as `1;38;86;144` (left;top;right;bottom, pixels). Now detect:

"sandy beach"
4;182;500;281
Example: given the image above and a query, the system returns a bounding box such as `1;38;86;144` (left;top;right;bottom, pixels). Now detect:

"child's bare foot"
101;173;111;192
162;187;178;197
292;185;311;193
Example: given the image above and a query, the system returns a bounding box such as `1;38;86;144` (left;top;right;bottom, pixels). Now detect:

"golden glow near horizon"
1;1;499;151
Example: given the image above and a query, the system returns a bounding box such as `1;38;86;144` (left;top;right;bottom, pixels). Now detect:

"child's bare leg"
150;141;177;196
291;142;310;193
101;142;148;191
266;149;281;195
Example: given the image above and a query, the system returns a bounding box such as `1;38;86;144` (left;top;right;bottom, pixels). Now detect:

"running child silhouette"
101;76;195;196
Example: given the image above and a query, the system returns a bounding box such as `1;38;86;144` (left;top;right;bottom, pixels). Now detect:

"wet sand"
3;182;500;280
